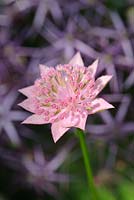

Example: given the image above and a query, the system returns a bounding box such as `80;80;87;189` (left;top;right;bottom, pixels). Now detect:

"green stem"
75;128;98;200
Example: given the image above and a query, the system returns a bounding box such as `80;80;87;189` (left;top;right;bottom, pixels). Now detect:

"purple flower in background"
22;142;74;196
87;95;134;139
0;89;28;145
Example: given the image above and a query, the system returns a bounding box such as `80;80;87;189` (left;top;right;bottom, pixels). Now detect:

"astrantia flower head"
19;52;114;142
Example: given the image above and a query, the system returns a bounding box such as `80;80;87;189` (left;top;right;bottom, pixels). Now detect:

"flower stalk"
76;128;99;200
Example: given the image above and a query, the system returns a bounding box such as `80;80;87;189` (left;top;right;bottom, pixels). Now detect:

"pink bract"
19;52;114;142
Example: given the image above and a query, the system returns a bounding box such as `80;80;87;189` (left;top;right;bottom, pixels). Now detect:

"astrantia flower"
19;52;114;142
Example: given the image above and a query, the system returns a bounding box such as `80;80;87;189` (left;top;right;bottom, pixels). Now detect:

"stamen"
34;64;95;123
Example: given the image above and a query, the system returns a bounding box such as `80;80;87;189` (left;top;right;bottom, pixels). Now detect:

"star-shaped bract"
19;52;114;142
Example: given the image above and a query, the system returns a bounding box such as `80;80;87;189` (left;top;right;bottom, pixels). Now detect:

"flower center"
34;64;95;122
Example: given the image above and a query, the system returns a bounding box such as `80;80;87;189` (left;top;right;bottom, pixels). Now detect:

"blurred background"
0;0;134;199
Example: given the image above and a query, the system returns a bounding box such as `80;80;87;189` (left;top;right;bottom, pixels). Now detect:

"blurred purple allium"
0;88;28;145
87;95;134;139
22;143;74;196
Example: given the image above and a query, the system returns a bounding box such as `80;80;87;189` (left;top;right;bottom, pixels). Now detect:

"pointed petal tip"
51;122;69;143
102;74;113;83
89;98;114;115
69;52;84;66
18;86;35;97
18;88;26;96
21;114;48;125
88;58;99;77
109;104;115;109
94;74;113;97
18;88;22;93
18;102;23;106
51;129;62;143
18;102;21;107
21;119;33;125
107;74;113;79
39;64;44;73
21;118;32;125
39;64;44;70
100;103;115;112
21;116;32;124
76;51;81;57
18;102;25;109
105;74;113;83
94;58;99;64
52;132;60;143
21;120;27;124
39;64;49;70
53;136;59;143
17;99;36;113
21;119;31;125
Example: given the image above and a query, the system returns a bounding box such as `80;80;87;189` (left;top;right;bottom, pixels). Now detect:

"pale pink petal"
88;59;99;77
18;99;35;113
51;122;69;143
19;86;35;97
62;111;88;130
51;111;88;142
74;113;88;130
22;114;48;124
94;75;112;96
69;52;84;66
61;111;88;130
39;64;50;77
88;98;114;114
19;53;114;143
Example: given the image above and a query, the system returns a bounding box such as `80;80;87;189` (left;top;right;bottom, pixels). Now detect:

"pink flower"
19;52;114;142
